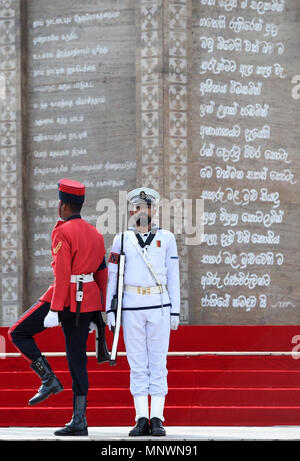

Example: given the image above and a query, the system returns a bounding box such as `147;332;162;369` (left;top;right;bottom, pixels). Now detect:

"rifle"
93;310;110;364
110;233;125;366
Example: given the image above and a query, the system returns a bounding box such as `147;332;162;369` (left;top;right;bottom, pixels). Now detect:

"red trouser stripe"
8;300;45;335
8;300;45;362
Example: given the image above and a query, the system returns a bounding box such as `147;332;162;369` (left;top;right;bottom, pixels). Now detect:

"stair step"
0;370;130;389
1;406;300;427
1;387;300;407
1;354;299;372
1;324;300;427
1;369;300;389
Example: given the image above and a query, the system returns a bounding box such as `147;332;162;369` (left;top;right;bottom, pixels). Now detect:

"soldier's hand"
44;310;59;328
170;315;179;330
107;312;116;331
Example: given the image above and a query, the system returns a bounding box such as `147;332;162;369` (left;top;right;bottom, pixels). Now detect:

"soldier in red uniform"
8;179;107;436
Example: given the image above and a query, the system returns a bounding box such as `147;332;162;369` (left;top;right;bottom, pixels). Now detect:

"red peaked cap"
58;178;85;205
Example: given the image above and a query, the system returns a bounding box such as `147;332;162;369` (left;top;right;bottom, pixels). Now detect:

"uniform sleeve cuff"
49;305;63;312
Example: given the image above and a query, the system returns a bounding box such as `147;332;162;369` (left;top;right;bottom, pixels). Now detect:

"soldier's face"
58;200;67;220
130;202;155;227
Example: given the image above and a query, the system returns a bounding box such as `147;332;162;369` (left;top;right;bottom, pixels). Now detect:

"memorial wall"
0;0;299;326
25;0;138;311
190;0;300;324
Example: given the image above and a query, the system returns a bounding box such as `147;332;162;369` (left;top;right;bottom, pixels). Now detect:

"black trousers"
59;308;94;396
8;301;94;396
8;300;49;362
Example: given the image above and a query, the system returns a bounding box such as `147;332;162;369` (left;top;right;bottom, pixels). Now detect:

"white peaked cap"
127;187;160;204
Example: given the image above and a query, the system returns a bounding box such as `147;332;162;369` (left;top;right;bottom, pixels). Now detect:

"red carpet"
1;325;300;426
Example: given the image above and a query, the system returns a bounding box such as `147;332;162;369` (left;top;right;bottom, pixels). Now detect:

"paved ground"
0;426;300;441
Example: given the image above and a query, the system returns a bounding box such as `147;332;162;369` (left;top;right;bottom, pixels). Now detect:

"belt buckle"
137;286;150;295
141;287;150;295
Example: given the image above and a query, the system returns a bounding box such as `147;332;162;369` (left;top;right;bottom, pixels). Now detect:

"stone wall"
0;0;23;326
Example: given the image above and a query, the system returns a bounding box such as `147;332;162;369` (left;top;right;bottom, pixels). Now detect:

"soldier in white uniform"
106;187;180;436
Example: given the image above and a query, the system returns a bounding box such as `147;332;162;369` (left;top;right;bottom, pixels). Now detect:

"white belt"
124;284;167;295
70;273;94;283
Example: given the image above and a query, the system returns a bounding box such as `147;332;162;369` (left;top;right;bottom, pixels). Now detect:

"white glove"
89;322;96;333
107;312;116;331
170;315;179;330
44;310;59;328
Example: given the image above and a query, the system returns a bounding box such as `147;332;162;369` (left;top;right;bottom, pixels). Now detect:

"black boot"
54;395;88;436
29;355;63;406
129;417;150;436
150;417;166;436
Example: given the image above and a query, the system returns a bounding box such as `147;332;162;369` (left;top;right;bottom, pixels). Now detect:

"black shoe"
129;417;150;436
150;417;166;436
54;395;88;436
29;355;63;406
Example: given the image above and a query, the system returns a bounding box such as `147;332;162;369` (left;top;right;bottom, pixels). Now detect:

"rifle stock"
94;311;110;364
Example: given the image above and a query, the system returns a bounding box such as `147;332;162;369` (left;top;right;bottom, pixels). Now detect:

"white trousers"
122;306;171;397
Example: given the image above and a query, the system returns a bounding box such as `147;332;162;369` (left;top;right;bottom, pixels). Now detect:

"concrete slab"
0;426;300;441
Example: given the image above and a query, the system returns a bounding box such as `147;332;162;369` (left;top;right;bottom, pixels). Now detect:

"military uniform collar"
128;224;159;234
66;214;82;221
54;215;82;229
127;225;159;248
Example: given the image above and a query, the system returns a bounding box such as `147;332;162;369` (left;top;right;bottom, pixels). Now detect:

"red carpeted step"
2;324;300;354
1;387;300;407
0;356;129;372
2;355;300;372
1;369;300;390
0;369;130;389
164;406;300;427
2;405;300;427
166;369;300;388
1;325;300;427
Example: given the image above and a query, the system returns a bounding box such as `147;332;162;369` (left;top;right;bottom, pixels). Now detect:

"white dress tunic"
106;227;180;397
